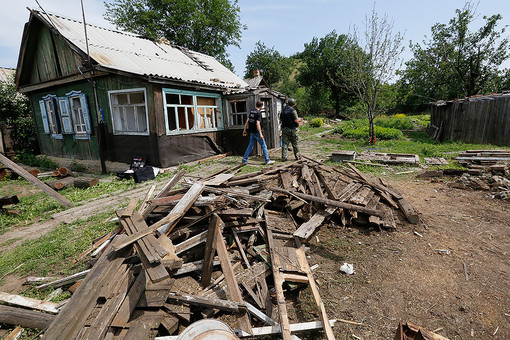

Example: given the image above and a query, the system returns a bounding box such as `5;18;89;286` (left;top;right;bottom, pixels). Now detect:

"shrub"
374;116;415;130
309;118;324;127
15;151;58;170
393;113;407;119
341;125;404;140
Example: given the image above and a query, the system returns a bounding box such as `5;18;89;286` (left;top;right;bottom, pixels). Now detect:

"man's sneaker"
241;160;250;164
265;160;275;165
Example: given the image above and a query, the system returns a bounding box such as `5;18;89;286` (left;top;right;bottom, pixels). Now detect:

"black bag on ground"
133;166;155;183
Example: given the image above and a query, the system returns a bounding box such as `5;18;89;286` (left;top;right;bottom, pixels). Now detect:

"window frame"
228;99;248;127
108;88;150;136
163;88;223;135
41;94;63;139
65;90;92;140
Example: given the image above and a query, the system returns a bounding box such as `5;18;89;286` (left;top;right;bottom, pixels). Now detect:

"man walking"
242;101;274;164
280;98;303;161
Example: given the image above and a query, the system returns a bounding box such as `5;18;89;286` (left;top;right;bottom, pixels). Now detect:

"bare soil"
298;177;510;339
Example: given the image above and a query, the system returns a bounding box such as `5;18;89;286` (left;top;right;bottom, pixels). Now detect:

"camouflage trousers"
281;127;300;160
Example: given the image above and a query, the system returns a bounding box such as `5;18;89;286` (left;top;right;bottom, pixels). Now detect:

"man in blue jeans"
242;101;274;164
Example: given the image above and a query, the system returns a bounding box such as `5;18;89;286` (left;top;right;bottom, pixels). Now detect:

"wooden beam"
157;182;205;235
201;214;221;287
166;292;247;312
0;153;72;207
111;270;147;327
268;185;383;217
216;217;253;334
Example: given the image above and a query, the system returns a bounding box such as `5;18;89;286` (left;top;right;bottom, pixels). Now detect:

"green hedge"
341;125;404;140
374;117;415;130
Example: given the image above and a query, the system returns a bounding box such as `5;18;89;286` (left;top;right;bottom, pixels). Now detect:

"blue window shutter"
38;100;50;134
57;97;73;134
80;93;92;134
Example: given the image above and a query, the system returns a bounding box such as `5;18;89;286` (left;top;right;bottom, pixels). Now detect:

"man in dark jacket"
280;98;303;161
242;101;274;164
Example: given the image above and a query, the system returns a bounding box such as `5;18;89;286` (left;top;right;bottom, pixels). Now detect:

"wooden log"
0;195;19;207
0;304;55;330
0;154;72;207
268;185;383;217
45;177;75;190
28;169;40;178
73;177;99;188
57;167;77;177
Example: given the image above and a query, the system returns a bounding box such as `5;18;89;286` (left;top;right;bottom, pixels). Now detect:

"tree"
399;2;509;106
244;41;290;86
298;31;358;115
348;8;404;142
104;0;245;68
0;74;37;152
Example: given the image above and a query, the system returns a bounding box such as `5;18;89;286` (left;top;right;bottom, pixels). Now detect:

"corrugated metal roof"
0;67;15;83
33;10;248;90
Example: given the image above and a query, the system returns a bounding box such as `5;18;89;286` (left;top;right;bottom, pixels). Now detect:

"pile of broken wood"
2;156;420;339
419;150;510;200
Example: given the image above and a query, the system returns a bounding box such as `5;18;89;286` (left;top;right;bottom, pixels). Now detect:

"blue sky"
2;0;510;78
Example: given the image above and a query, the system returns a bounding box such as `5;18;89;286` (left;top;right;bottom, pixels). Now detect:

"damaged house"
15;9;283;168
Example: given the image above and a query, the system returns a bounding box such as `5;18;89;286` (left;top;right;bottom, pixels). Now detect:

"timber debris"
5;156;420;339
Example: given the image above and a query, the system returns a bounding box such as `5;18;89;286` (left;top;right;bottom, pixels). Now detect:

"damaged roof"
27;9;248;90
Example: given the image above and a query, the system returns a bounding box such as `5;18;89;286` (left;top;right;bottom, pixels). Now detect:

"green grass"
0;210;116;282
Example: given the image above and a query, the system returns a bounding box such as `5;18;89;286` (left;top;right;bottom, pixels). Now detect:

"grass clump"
374;116;415;130
339;125;404;140
309;117;324;127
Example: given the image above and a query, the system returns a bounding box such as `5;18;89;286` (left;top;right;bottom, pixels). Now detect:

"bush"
340;125;404;140
374;116;415;130
309;117;324;127
393;113;407;119
15;151;58;170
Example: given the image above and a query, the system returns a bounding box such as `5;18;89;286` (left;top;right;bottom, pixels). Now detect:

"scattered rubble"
1;156;421;339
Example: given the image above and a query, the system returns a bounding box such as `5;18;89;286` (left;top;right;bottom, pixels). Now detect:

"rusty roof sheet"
33;10;247;90
0;67;15;83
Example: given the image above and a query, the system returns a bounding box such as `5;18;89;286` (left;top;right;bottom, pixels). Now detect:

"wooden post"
0;153;72;207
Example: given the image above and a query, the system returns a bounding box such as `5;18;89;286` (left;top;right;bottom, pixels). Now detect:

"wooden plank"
201;214;221;287
157;182;205;235
174;230;208;255
295;245;335;340
215;218;253;334
0;292;60;314
111;270;147;327
203;173;235;186
0;304;55;330
43;240;131;340
280;171;293;190
156;169;186;198
120;198;138;217
268;186;383;217
281;273;309;283
293;207;336;241
159;234;183;270
83;266;131;340
111;212;182;251
0;153;72;207
397;197;420;224
36;269;89;290
166;292;247;312
265;225;291;340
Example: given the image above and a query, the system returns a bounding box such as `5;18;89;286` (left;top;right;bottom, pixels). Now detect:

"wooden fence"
429;94;510;146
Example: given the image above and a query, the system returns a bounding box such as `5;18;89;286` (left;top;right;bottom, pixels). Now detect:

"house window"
229;100;248;126
45;98;60;135
163;89;222;134
109;88;149;135
39;92;92;140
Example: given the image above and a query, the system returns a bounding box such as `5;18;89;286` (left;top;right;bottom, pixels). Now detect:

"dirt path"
0;180;168;253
